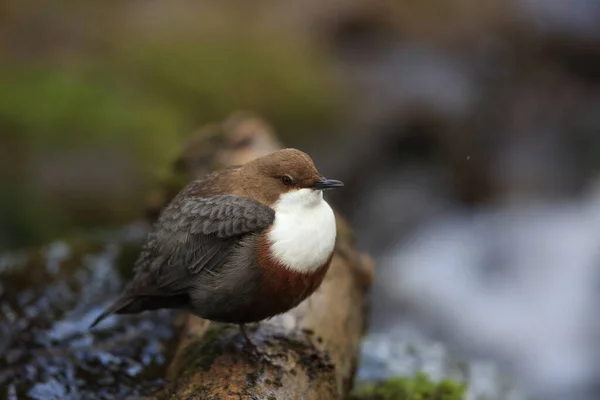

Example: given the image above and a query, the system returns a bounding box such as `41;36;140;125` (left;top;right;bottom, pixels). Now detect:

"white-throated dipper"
91;148;343;349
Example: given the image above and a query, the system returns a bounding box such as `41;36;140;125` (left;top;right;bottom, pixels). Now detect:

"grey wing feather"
132;195;274;294
172;195;275;238
90;194;274;327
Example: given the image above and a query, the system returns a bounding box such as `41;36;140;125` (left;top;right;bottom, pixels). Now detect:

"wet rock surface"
0;225;178;400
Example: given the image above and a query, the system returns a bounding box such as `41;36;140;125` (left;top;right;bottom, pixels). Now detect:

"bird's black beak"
315;178;344;190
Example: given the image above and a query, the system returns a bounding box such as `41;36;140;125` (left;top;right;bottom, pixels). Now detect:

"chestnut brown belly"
240;253;333;323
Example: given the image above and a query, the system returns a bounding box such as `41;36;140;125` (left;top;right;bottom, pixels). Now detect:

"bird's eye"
280;175;293;186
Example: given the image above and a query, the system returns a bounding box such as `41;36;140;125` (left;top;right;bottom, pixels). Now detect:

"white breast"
267;189;337;273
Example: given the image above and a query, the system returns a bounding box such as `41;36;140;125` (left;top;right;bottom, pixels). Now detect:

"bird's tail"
89;296;135;329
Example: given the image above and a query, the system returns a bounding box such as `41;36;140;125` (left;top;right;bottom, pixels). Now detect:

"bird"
90;148;343;351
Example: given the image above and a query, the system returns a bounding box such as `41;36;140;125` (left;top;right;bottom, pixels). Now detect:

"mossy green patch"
172;323;231;378
349;373;466;400
110;35;340;137
0;27;341;249
0;66;182;166
0;64;182;249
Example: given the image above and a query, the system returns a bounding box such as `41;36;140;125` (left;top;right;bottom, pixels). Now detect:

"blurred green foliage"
0;65;182;166
0;31;340;249
110;37;338;134
349;373;466;400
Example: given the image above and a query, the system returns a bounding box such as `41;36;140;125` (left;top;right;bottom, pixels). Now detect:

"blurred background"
2;0;600;399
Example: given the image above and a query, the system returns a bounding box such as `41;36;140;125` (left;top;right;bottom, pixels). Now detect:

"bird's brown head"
240;148;343;205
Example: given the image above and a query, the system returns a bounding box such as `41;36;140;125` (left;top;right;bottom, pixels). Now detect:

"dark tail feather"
89;294;189;329
89;297;135;329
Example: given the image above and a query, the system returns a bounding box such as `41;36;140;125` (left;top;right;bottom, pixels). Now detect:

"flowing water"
0;224;178;400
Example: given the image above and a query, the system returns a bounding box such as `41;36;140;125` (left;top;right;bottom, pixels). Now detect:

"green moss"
0;29;341;249
0;66;182;167
0;65;183;249
349;373;466;400
111;35;340;136
173;323;231;378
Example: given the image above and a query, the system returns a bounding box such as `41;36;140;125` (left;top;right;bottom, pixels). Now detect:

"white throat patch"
267;189;336;273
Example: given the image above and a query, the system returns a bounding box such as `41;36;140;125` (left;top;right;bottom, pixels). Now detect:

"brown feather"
243;233;333;321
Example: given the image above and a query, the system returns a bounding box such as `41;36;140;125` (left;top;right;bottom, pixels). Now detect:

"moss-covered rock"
349;373;466;400
170;323;233;380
